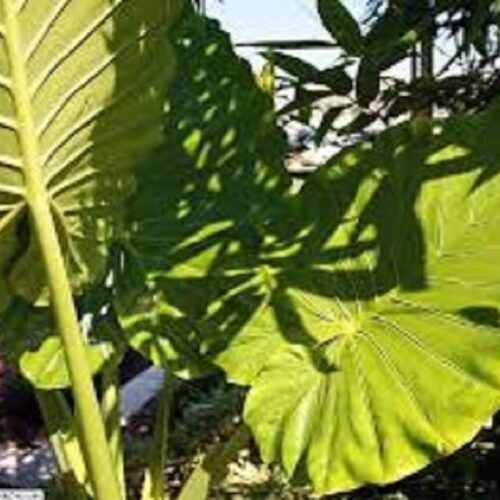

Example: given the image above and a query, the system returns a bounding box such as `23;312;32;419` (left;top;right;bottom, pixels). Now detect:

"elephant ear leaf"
0;0;181;307
217;104;500;494
114;13;291;373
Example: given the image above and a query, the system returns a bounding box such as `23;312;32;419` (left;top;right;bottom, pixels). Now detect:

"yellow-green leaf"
0;0;182;307
21;336;113;390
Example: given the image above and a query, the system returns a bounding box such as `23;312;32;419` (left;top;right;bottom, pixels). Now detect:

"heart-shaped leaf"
113;13;292;373
0;297;115;389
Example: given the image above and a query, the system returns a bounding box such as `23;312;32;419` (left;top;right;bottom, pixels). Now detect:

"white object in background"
120;366;165;422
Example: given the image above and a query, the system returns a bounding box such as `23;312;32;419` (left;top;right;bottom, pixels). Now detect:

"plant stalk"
141;368;173;500
102;359;126;498
36;391;89;500
27;178;124;500
27;161;123;500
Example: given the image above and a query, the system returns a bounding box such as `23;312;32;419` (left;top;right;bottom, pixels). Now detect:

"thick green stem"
27;189;123;500
142;369;173;500
102;360;126;498
27;157;123;500
4;4;121;499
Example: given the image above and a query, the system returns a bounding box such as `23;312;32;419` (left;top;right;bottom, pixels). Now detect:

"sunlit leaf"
0;0;181;307
218;104;500;493
21;336;113;390
169;100;500;493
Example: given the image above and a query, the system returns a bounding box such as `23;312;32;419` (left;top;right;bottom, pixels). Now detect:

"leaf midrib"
3;0;44;208
3;0;47;211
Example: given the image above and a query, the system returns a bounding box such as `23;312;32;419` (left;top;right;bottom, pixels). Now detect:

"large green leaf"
217;104;500;493
0;0;181;308
125;85;500;493
105;7;500;496
114;12;292;372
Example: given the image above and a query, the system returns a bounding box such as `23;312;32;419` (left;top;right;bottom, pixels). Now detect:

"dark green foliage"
115;11;291;373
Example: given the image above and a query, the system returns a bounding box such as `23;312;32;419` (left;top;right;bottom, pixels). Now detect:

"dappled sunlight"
106;5;500;494
2;1;500;497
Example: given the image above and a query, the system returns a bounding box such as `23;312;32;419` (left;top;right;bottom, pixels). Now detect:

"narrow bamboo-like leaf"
267;52;324;83
268;51;351;95
356;59;380;107
354;9;416;110
278;89;333;116
317;0;363;55
320;66;353;94
339;110;378;133
236;39;338;50
315;105;345;144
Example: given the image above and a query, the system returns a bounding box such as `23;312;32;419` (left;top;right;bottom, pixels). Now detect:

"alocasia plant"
0;1;182;498
3;1;500;498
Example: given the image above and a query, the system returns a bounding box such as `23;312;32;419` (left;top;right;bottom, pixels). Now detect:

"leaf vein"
29;0;133;98
43;64;165;180
348;340;385;471
0;154;23;171
0;114;17;131
359;329;450;447
371;311;478;386
24;0;71;62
